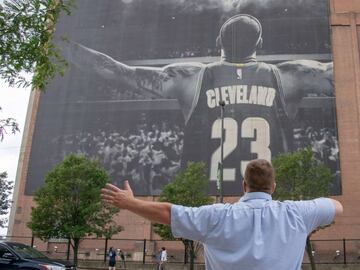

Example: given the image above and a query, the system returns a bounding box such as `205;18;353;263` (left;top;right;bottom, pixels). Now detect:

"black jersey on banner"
182;61;291;195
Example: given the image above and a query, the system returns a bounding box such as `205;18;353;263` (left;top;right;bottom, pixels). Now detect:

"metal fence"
306;239;360;265
2;236;360;265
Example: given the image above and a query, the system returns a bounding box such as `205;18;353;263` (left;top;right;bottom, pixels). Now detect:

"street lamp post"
219;100;225;203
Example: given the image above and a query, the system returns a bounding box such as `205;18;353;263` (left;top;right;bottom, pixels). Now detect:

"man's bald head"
244;159;275;194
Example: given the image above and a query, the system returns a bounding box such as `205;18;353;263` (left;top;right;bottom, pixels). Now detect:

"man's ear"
242;179;247;193
271;181;276;194
256;37;263;50
216;35;222;48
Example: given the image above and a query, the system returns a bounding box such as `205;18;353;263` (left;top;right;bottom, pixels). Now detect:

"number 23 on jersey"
210;117;271;181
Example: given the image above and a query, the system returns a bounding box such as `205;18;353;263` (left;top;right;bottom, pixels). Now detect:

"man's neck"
221;50;257;63
245;190;272;195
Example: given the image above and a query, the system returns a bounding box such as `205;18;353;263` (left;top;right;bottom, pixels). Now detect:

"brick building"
6;0;360;262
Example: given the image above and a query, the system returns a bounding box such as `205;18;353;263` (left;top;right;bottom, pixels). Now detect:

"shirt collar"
239;192;272;202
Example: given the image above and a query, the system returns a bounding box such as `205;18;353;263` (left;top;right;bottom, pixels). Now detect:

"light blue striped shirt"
171;192;335;270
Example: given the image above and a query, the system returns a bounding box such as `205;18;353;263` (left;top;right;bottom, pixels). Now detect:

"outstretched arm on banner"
60;41;205;118
277;60;333;100
276;60;333;119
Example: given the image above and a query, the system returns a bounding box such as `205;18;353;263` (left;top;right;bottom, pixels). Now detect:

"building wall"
7;0;360;242
313;0;360;240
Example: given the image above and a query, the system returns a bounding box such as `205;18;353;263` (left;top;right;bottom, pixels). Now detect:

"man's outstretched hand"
101;181;134;209
101;180;172;224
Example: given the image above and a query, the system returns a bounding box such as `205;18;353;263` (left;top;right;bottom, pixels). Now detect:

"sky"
0;0;31;235
0;80;31;235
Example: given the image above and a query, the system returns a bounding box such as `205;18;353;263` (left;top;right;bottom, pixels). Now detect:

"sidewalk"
76;263;360;270
77;262;205;270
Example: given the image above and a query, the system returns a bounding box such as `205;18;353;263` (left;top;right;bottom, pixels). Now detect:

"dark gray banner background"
26;0;340;196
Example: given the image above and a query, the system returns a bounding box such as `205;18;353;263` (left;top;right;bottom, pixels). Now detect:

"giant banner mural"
26;0;340;196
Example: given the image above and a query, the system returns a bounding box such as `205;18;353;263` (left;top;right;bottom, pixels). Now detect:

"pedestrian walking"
108;247;117;270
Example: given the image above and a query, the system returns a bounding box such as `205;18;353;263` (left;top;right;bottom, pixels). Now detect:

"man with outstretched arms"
101;159;343;270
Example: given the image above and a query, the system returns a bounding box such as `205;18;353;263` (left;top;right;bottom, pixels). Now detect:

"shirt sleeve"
171;204;218;242
294;198;336;234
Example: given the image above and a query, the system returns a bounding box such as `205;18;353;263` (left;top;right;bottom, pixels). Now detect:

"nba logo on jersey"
236;68;242;80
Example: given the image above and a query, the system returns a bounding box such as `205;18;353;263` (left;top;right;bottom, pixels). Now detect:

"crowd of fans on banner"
54;124;338;190
53;120;184;194
293;126;339;168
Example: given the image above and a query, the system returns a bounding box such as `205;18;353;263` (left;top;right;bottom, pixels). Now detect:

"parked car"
0;241;76;270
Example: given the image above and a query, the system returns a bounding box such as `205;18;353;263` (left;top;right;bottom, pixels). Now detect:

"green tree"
0;172;13;228
28;154;122;266
272;147;332;270
0;0;73;90
0;0;74;140
0;107;19;141
153;162;213;270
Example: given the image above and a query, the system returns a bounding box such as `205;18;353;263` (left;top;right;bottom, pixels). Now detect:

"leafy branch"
0;172;13;228
0;107;20;141
0;0;74;90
